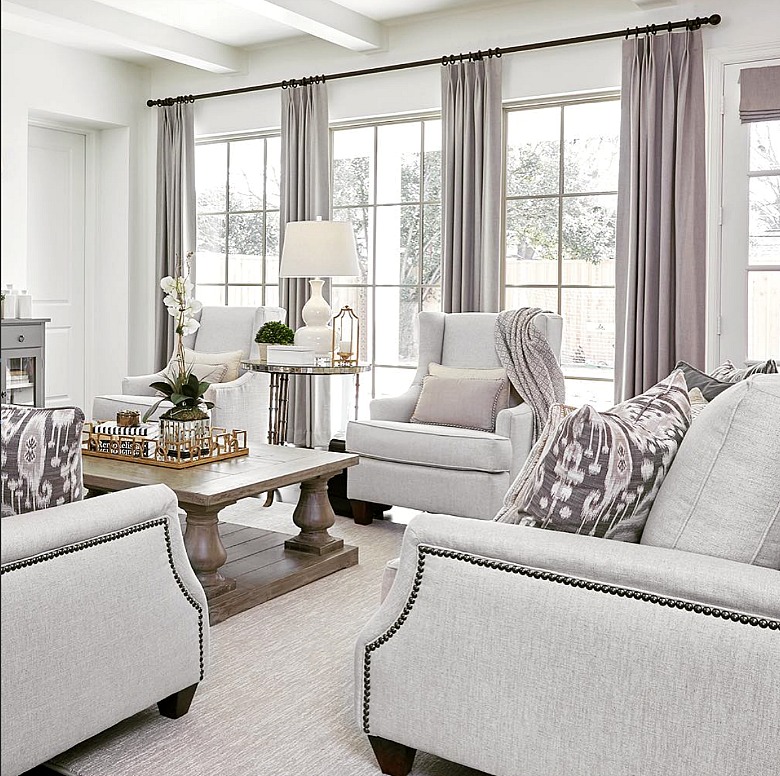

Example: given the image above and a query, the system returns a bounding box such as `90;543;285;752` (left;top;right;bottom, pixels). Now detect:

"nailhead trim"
361;544;779;734
2;517;205;682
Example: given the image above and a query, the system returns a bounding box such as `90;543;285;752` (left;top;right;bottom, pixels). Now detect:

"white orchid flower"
189;299;203;313
181;318;201;335
160;276;177;294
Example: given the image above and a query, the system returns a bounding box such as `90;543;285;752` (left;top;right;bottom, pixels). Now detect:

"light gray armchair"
346;311;563;522
1;484;208;776
93;305;285;443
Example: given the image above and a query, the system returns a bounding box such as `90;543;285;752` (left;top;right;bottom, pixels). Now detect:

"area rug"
47;499;486;776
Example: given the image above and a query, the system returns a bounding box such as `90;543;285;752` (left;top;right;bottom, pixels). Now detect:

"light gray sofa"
1;484;209;776
355;375;780;776
347;311;563;522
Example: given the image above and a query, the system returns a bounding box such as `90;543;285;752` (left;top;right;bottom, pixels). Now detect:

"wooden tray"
82;423;249;469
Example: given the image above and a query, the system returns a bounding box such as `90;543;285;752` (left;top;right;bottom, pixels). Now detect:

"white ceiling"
0;0;537;72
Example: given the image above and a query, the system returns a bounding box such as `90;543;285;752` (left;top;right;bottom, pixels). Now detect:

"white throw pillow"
180;347;244;382
163;361;228;385
428;362;507;381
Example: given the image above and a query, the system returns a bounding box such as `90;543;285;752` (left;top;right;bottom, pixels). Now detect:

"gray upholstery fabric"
675;360;734;401
615;30;706;401
155;101;196;370
641;375;780;569
1;405;85;516
441;57;502;313
346;311;562;519
356;512;780;776
1;484;208;776
184;305;285;360
410;375;509;432
348;420;511;473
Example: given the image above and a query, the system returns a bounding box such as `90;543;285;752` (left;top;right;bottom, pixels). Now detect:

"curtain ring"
625;27;629;39
667;21;673;33
650;24;657;35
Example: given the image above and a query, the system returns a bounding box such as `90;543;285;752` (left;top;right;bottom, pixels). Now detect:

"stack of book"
92;422;158;457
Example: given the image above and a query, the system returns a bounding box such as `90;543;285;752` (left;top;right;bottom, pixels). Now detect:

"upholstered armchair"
93;305;285;443
346;311;563;522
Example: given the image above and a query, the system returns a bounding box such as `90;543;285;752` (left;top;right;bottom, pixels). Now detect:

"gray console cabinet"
1;319;50;407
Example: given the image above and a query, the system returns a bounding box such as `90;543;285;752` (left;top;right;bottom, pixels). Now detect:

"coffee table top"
82;444;358;508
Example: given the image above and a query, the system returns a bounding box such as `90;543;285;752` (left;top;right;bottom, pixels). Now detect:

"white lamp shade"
279;220;360;278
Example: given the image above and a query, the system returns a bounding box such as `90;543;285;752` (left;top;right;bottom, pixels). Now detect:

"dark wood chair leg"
351;499;375;525
157;683;198;719
368;736;416;776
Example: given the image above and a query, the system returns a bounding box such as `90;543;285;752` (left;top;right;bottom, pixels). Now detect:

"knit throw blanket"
494;307;565;441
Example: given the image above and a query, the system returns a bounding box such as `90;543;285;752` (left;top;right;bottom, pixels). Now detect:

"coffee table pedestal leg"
285;474;345;556
183;503;237;598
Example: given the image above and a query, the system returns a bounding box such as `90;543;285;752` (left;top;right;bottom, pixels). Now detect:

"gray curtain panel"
441;56;503;313
154;101;196;370
280;82;331;447
615;30;706;402
739;65;780;122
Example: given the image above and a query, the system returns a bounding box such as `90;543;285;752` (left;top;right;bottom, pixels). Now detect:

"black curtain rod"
147;13;721;107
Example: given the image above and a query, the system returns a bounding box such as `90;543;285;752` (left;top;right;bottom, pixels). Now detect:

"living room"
1;1;778;775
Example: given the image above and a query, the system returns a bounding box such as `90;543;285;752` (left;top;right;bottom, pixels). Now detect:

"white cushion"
163;360;228;385
347;419;511;473
179;347;243;382
641;375;780;568
428;363;507;380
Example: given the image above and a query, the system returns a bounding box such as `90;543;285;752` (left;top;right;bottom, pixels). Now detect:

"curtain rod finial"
709;14;721;25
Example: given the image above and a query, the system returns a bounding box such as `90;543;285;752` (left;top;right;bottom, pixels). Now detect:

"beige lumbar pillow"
411;375;509;432
428;362;507;381
163;361;228;385
180;347;244;382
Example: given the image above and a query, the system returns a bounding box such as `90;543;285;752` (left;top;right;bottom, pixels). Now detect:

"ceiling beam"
2;0;244;73
226;0;385;52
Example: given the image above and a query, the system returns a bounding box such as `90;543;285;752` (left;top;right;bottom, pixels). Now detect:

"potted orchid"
143;254;214;453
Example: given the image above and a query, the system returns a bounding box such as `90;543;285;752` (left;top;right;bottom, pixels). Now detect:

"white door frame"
705;42;780;369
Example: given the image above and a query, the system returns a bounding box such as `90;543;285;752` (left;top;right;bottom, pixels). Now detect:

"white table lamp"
279;220;360;356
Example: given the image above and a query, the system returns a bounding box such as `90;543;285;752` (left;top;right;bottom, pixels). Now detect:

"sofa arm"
206;370;268;444
122;371;166;396
369;386;421;422
356;514;780;776
1;485;209;776
495;402;534;477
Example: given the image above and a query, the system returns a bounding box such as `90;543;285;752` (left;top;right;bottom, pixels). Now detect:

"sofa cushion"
428;362;507;381
347;420;512;473
675;361;734;401
410;375;509;432
0;404;85;516
641;375;780;569
710;358;778;382
495;371;691;542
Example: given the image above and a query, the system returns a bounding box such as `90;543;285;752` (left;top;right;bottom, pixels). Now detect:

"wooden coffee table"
82;444;359;624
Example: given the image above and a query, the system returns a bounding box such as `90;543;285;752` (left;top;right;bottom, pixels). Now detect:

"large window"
194;135;281;307
503;97;620;407
331;118;442;401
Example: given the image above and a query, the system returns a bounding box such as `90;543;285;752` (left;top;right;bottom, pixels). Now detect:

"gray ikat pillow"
495;370;691;542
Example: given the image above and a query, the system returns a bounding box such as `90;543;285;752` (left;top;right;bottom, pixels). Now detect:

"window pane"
504;286;557;313
264;285;279;308
228;138;263;211
422;204;441;285
195;285;225;306
228;213;262;283
506;107;560;196
333;127;374;206
749;121;780;172
748;271;780;359
265;213;280;284
422;285;441;312
424;120;442;202
561;288;615;372
196;143;227;212
564;378;614;410
374;367;415;399
505;199;559;284
375;205;420;285
334;207;372;284
563;101;620;193
374;286;419;365
228;285;263;307
561;194;617;284
332;285;372;362
377;122;421;204
749;175;780;266
196;215;226;284
266;137;281;210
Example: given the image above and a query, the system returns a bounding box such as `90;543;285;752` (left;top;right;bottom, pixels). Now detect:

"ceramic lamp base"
294;325;332;357
296;277;333;357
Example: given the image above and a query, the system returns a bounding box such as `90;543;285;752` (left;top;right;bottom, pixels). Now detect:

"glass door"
2;351;40;406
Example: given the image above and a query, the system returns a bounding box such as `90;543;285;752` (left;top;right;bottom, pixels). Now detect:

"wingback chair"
346;311;563;522
92;305;285;443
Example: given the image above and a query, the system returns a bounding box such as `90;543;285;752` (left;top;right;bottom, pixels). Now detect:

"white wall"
1;29;153;409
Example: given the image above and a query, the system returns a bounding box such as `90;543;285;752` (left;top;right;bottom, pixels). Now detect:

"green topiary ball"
255;320;295;345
